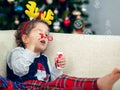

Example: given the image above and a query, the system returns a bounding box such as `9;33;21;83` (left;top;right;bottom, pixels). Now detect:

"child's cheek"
46;40;49;45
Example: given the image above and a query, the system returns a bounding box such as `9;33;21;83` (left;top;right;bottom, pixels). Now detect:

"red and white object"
39;33;53;41
56;52;63;69
40;33;46;38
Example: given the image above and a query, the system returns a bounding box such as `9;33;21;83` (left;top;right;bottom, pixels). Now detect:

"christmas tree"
0;0;94;34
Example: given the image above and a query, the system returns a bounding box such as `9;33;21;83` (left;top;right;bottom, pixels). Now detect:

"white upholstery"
0;30;120;89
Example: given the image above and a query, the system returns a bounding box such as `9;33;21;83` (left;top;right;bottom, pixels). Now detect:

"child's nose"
39;33;53;41
39;33;46;38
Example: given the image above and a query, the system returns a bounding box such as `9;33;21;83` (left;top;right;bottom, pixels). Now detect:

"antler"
25;1;54;25
40;9;54;25
25;1;39;20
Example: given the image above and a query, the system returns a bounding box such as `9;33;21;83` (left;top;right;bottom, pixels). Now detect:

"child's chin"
38;45;47;50
40;48;46;52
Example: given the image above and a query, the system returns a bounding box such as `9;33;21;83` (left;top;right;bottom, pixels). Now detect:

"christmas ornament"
74;19;83;29
73;15;85;34
14;17;19;25
53;8;60;32
7;0;14;3
46;0;53;5
63;16;71;27
15;5;23;12
72;4;81;16
54;8;59;15
76;15;82;20
76;29;83;34
72;29;83;34
53;21;61;32
81;4;87;12
72;10;81;16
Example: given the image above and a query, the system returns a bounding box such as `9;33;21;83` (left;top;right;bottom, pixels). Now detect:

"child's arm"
47;52;66;81
47;58;63;81
7;47;36;77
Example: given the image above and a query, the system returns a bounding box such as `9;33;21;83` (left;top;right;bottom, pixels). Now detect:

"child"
7;19;120;90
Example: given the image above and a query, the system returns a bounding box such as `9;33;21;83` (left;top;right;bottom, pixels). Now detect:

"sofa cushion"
0;30;16;77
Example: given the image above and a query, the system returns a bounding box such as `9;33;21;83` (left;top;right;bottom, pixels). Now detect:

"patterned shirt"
7;47;63;82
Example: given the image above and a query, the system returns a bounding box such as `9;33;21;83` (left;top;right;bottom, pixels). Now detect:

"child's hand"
55;53;66;69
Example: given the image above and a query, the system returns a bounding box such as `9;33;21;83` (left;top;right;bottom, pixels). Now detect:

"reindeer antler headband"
21;1;54;35
25;1;54;25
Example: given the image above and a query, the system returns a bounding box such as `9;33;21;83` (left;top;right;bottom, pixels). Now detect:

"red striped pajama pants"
23;74;99;90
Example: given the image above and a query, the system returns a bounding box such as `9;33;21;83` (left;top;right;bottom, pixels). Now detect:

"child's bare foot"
97;68;120;90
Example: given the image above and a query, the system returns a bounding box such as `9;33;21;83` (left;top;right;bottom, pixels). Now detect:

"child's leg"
23;68;120;90
51;68;120;90
53;74;99;90
97;68;120;90
23;75;98;90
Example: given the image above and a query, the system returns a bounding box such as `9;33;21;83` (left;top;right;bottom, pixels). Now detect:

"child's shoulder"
10;47;24;53
7;47;25;61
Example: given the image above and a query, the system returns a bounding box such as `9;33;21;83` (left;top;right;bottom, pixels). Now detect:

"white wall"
87;0;120;35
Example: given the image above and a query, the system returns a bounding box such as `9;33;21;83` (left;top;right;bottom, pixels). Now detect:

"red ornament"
76;29;83;34
63;17;71;27
37;11;44;19
58;0;66;2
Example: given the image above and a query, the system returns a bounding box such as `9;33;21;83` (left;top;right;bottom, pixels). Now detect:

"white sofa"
0;30;120;90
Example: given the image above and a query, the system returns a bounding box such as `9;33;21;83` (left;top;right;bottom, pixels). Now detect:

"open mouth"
40;40;46;44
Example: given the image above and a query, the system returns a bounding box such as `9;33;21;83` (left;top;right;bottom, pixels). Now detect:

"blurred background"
0;0;120;35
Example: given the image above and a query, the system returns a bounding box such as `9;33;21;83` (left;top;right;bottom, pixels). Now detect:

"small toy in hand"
56;52;63;69
39;33;53;41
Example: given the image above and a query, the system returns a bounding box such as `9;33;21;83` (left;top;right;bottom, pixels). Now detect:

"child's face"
25;22;50;53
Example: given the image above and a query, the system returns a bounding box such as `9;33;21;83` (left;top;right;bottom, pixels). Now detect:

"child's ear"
22;34;29;44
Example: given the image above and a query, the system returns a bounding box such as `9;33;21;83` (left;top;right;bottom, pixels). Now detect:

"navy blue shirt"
7;55;51;82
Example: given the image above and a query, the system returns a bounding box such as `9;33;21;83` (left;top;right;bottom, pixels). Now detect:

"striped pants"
23;74;99;90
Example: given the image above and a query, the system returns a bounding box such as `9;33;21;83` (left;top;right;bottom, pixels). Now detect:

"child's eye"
45;34;49;36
